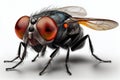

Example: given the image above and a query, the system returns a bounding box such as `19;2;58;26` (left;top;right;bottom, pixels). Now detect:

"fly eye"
15;16;30;39
36;17;58;41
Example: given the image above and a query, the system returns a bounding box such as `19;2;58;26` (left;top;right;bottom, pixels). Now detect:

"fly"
4;6;118;75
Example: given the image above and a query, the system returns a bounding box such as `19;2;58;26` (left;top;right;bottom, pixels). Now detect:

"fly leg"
41;45;46;56
4;42;25;63
71;35;111;63
39;47;59;75
5;42;28;71
65;47;72;75
32;46;46;62
61;38;72;75
32;53;39;62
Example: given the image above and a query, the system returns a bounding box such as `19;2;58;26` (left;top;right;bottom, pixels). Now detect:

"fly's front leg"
71;35;111;63
5;42;28;71
4;42;25;63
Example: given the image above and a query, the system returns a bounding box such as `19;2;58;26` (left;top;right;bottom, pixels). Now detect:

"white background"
0;0;120;80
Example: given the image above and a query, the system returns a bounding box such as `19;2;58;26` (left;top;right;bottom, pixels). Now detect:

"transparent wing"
65;17;118;30
56;6;87;17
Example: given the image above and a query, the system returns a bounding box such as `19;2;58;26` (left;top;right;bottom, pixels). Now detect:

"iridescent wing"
65;17;118;30
56;6;87;17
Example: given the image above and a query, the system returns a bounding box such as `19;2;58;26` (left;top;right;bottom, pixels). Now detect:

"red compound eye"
36;17;58;41
15;16;30;39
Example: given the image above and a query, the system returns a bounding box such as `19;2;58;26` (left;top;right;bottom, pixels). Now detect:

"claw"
6;68;14;71
100;60;112;63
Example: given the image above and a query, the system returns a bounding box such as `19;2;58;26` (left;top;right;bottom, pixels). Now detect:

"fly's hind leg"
71;35;111;63
4;42;25;63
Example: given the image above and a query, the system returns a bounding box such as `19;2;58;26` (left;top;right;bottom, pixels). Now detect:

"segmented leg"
41;45;46;56
39;47;59;75
5;42;28;71
4;42;25;63
71;35;111;63
32;45;46;62
65;47;72;75
32;53;40;62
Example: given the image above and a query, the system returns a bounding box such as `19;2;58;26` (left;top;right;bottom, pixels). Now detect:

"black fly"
4;6;118;75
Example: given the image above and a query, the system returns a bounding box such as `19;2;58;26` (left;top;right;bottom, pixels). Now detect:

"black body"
32;10;84;50
4;10;111;75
